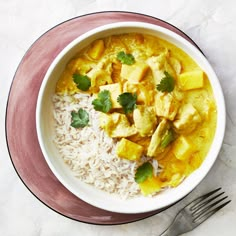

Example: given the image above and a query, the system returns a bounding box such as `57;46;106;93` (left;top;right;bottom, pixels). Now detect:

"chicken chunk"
87;69;113;92
146;54;166;84
146;52;176;85
147;119;169;157
154;92;180;120
169;57;182;75
67;57;95;74
123;81;154;105
133;106;157;137
120;62;149;83
99;112;137;138
56;70;79;95
173;103;201;133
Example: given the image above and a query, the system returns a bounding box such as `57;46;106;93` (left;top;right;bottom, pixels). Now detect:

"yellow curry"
55;33;217;196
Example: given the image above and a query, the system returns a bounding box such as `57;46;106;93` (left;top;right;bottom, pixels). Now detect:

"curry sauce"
55;33;217;196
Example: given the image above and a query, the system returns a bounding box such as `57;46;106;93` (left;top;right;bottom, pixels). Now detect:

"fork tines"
187;188;231;224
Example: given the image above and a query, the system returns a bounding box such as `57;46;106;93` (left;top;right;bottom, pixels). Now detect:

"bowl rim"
36;21;226;214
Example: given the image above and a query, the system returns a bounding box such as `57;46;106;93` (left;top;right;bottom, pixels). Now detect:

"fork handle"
159;228;175;236
159;223;180;236
159;228;171;236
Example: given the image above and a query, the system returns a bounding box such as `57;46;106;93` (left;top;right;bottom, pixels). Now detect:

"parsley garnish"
117;51;135;65
92;90;112;113
135;162;153;183
117;92;137;114
71;108;89;128
156;71;175;92
161;129;175;148
73;73;91;91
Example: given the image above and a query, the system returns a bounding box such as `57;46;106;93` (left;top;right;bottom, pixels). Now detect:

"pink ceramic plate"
6;11;201;225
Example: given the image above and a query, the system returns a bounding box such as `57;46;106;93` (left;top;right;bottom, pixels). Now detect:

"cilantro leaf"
73;73;91;91
135;162;153;183
117;51;135;65
117;92;137;114
92;90;112;113
156;71;175;92
161;129;175;148
71;108;89;128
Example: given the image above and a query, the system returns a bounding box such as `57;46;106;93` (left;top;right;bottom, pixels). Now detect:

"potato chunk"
138;176;162;196
99;113;137;138
133;106;157;137
116;138;143;161
155;92;180;120
120;62;149;83
172;136;193;161
87;39;105;60
100;83;122;108
173;103;201;133
178;70;204;90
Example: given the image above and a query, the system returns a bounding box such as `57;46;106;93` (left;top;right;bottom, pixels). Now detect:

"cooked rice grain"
52;93;141;198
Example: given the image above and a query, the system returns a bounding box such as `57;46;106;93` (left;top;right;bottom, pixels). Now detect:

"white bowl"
36;22;225;214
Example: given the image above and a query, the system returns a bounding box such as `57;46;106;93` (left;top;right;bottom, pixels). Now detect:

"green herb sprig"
71;108;89;128
92;90;112;113
156;71;175;92
117;51;135;65
161;129;175;148
73;73;91;91
117;92;137;114
135;162;153;183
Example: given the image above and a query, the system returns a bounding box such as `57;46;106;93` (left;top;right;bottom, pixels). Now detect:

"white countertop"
1;0;236;235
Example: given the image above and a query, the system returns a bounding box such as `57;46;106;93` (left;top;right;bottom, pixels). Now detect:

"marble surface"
0;0;235;235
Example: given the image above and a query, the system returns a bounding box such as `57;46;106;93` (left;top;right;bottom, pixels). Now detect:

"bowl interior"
36;22;225;213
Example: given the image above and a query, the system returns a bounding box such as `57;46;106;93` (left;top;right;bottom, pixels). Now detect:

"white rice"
52;93;147;199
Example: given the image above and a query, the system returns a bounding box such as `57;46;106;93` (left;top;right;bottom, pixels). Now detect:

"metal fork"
160;188;231;236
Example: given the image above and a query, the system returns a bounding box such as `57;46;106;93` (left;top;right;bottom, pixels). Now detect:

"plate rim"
5;10;202;225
